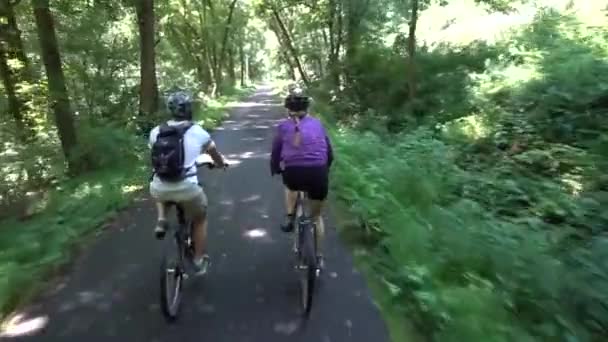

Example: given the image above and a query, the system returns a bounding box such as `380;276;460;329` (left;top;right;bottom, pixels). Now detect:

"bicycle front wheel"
160;234;184;322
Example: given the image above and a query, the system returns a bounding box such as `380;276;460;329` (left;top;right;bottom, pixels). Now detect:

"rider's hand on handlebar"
206;160;229;170
217;159;229;170
195;153;229;170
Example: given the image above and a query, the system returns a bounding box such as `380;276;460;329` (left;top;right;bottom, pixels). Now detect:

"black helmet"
166;91;193;120
284;86;309;112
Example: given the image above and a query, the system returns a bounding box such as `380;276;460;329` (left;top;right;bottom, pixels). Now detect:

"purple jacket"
270;114;333;174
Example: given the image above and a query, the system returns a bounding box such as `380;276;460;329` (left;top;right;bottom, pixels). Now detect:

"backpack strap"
157;121;176;137
177;121;194;134
177;122;196;177
157;121;193;135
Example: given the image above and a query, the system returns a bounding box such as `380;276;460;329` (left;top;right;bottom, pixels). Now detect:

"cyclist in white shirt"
149;91;227;275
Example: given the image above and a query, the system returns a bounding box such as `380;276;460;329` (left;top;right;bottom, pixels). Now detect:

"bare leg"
281;187;299;232
154;202;168;238
188;189;210;274
192;214;207;258
284;187;298;215
191;211;210;275
156;202;167;221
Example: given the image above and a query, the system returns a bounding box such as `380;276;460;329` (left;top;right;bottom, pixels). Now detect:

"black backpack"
151;122;194;182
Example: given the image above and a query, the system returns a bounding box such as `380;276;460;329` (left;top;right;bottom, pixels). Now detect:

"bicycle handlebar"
195;154;229;169
148;154;229;181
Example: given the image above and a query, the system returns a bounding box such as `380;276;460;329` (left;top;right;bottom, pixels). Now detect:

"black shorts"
282;166;329;201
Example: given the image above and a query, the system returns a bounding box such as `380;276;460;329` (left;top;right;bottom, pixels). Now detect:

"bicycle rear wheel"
298;220;317;317
160;233;184;322
292;192;304;253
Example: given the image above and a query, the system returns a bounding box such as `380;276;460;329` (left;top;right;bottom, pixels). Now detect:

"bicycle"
290;190;321;317
158;154;226;322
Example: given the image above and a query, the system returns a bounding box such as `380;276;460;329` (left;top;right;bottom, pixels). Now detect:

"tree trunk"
135;0;159;117
407;0;419;102
280;48;296;80
269;21;296;80
326;0;342;86
167;23;210;87
215;0;238;92
197;1;221;97
245;52;250;83
205;0;221;94
271;7;309;86
200;0;220;96
0;0;35;140
227;47;236;86
344;0;367;86
32;0;78;172
218;0;238;67
312;33;324;78
0;41;25;135
239;45;245;87
0;0;30;74
205;48;218;97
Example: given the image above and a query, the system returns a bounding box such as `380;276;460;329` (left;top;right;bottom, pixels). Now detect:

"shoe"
154;219;168;239
281;214;295;233
192;255;211;276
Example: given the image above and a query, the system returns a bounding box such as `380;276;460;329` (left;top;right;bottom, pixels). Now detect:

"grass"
318;7;608;340
332;200;425;342
0;86;255;320
0;166;146;318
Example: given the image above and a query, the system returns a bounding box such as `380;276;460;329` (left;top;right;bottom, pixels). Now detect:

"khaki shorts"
150;180;208;220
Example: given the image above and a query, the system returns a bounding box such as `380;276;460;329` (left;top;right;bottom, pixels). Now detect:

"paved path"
4;86;390;342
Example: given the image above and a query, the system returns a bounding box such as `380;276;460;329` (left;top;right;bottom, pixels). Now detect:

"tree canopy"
1;0;608;340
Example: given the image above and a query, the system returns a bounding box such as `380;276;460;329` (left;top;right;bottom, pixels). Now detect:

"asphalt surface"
3;85;390;342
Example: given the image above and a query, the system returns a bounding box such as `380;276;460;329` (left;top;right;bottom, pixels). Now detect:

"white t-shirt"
148;120;211;186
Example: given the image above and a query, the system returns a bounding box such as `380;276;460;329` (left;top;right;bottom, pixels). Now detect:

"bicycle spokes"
160;236;183;322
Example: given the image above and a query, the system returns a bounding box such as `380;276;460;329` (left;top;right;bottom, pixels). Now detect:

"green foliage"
341;40;500;129
0;165;146;317
331;127;608;341
0;0;264;211
0;0;262;318
72;123;145;169
322;2;608;341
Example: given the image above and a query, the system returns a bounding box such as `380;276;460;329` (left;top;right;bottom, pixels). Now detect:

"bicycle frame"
292;191;306;255
159;202;194;322
294;191;317;253
172;203;195;274
290;190;319;316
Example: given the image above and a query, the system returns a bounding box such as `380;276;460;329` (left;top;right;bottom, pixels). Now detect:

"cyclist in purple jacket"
270;87;333;269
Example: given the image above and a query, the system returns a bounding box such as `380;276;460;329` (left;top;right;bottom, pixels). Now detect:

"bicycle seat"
163;201;184;210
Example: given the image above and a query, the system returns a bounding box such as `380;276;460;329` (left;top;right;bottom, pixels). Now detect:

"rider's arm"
321;124;333;168
326;135;334;169
202;140;226;168
194;125;226;168
270;126;283;175
148;126;159;148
